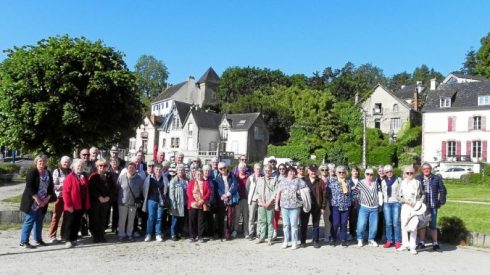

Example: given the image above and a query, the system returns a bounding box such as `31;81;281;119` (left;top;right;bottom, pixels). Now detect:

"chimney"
430;78;438;91
188;76;195;81
416;81;423;94
413;92;419;111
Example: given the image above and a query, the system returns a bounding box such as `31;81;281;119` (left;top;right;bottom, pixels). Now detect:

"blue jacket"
416;174;447;209
216;172;240;206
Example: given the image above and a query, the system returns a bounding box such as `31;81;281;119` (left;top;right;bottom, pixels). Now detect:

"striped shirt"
356;179;379;208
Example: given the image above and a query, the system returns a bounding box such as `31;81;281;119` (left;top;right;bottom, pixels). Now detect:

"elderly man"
110;146;126;169
155;151;165;165
255;164;278;245
80;148;96;175
416;163;447;251
168;152;189;178
232;155;252;177
89;146;99;162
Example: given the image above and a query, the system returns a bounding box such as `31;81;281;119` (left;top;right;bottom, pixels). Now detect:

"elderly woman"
216;162;240;240
63;159;90;248
234;162;250;239
327;166;352;247
48;156;71;243
380;164;403;249
319;163;332;244
186;168;211;242
275;167;303;250
376;166;386;242
302;164;325;248
88;159;112;243
398;166;425;255
169;164;188;241
117;162;144;241
143;163;168;242
348;165;360;241
19;155;56;248
107;157;121;233
355;168;381;247
255;164;278;245
202;165;216;238
246;163;262;240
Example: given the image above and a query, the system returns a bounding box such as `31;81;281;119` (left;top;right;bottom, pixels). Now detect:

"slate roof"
422;81;490;112
153;81;187;102
197;67;220;84
174;101;193;122
450;72;489;82
225;113;261;130
189;109;223;129
394;84;424;100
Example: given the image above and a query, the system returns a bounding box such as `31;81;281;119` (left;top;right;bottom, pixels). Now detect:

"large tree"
134;54;169;99
0;35;143;157
474;33;490;78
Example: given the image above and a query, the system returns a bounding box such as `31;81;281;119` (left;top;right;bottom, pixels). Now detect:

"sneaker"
433;244;441;251
35;240;48;246
245;235;250;240
256;239;265;244
291;244;298;250
416;242;426;250
299;243;306;248
383;241;392;248
156;235;163;242
281;242;288;249
231;231;237;238
272;230;277;241
368;240;378;247
65;241;74;249
410;248;418;255
396;246;408;252
19;242;35;249
357;240;363;247
313;242;321;249
394;242;402;249
189;238;196;243
171;235;178;241
341;241;348;247
49;237;58;244
198;238;205;243
267;239;273;246
144;235;151;242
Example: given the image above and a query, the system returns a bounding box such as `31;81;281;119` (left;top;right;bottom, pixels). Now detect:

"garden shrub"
0;163;20;174
439;216;469;245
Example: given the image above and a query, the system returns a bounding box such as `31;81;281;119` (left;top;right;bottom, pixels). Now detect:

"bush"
368;144;397;166
439;216;469;245
267;144;310;162
0;163;20;174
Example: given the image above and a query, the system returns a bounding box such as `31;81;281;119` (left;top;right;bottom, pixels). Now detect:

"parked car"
436;167;472;179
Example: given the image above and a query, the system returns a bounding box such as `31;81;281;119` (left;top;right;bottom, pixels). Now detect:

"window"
161;138;166;148
447;141;456;157
209;141;217;151
188;123;193;135
440;97;451;108
390;118;401;131
221;128;229;140
374;118;381;129
187;137;194;150
171;117;180;130
393;104;399;113
473;141;482;158
374;103;382;114
478;95;490;106
166;102;169;108
447;77;458;84
474;116;482;130
171;138;180;148
142;140;148;154
254;126;264;141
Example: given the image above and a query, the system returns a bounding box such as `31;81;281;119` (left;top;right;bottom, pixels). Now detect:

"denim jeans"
20;208;45;243
146;200;165;236
332;206;349;241
171;215;184;237
281;207;300;243
356;205;378;241
383;202;401;243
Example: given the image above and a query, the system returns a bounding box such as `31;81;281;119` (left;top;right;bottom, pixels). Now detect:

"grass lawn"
438;202;490;234
445;181;490;202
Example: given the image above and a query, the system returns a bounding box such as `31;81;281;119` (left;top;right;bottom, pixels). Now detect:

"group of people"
19;150;447;255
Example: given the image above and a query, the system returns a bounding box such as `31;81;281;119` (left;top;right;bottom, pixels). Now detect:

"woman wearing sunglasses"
327;166;352;247
355;168;382;247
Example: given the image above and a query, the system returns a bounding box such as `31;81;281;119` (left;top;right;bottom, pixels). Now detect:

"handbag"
127;176;143;208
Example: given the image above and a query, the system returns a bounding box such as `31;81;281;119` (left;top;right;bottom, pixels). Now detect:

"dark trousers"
225;205;235;238
349;201;359;237
106;200;119;232
376;209;384;241
204;206;214;237
214;206;225;238
162;210;171;236
189;208;205;239
89;202;110;242
332;206;349;241
300;207;321;244
63;210;84;242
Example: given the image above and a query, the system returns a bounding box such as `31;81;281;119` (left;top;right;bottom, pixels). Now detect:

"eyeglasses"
337;171;345;174
219;167;226;170
405;172;414;175
82;154;89;156
240;159;247;161
386;171;393;173
365;173;373;176
320;169;327;172
279;168;286;170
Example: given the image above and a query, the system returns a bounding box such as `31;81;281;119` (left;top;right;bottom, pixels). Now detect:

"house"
128;115;164;158
361;83;423;137
421;77;490;172
442;72;489;84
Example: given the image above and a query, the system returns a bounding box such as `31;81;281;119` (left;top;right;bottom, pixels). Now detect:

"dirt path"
447;200;490;205
0;181;25;211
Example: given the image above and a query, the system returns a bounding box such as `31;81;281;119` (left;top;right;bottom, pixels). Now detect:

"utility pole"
362;109;367;169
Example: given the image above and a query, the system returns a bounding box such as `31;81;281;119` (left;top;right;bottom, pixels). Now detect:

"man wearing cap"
268;158;278;177
416;163;447;251
110;146;126;170
300;164;326;248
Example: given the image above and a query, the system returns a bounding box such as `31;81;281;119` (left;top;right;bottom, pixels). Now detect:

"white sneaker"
396;246;408;252
65;241;74;249
358;240;363;247
410;248;418;255
291;244;298;250
281;242;288;249
368;240;378;247
144;235;151;242
272;230;277;240
156;235;163;242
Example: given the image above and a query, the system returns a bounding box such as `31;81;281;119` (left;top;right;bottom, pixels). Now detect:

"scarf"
340;178;348;194
385;176;397;197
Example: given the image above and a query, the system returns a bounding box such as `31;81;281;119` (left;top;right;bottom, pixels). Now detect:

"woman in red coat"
186;168;210;242
62;159;91;248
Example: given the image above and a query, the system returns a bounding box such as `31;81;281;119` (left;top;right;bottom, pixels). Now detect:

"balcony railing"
445;154;471;162
198;151;235;158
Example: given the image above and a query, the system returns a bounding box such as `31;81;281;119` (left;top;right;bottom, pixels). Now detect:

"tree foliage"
474;33;490;78
134;54;169;99
0;35;143;157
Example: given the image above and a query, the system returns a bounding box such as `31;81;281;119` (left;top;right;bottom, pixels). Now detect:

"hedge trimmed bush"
0;163;20;174
439;216;469;245
267;144;310;162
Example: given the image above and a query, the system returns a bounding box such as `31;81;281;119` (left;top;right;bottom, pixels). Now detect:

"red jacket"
63;172;91;211
186;179;211;209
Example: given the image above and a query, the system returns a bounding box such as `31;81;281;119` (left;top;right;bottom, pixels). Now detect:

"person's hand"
275;205;279;211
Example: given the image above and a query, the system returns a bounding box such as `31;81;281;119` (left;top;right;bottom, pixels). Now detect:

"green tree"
461;49;477;75
475;33;490;78
330;62;386;100
412;64;444;86
0;35;143;157
388;71;411;91
134;54;169;99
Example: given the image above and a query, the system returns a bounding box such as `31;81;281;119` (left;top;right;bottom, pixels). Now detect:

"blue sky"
1;0;489;83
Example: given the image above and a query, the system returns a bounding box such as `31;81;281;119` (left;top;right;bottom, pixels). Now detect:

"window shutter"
441;141;447;161
468;116;473;131
448;117;453;132
483;141;488;162
452;116;456;131
482;116;487;131
467;141;472;159
456;141;461;156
